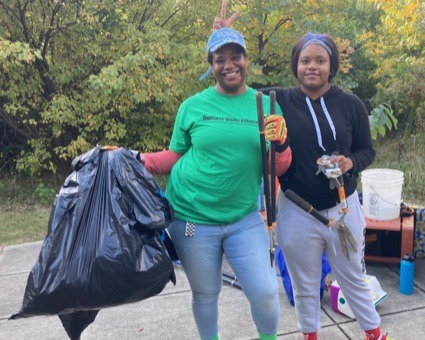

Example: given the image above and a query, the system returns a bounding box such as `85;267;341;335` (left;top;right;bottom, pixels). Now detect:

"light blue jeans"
168;210;280;339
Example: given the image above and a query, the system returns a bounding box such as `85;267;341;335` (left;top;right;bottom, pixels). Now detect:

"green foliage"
216;0;296;87
0;0;423;177
371;57;425;133
3;131;425;246
372;133;425;205
369;103;398;140
1;0;209;175
1;0;424;247
0;176;53;246
362;0;425;133
35;183;56;206
0;204;50;247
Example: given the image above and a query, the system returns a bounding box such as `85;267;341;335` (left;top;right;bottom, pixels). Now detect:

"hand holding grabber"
316;154;357;259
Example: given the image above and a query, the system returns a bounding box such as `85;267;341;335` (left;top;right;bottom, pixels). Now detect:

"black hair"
291;33;339;82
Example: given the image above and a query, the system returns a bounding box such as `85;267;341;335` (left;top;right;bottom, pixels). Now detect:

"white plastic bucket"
361;168;404;220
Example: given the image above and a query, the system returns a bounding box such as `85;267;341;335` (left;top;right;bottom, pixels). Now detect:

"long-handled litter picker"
284;189;332;227
222;271;242;290
269;91;277;224
256;91;277;267
285;188;357;260
174;261;243;290
316;154;358;260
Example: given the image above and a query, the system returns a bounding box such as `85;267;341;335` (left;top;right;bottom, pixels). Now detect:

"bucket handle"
369;185;402;206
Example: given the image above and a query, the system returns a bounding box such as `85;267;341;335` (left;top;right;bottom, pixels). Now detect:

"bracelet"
274;137;290;153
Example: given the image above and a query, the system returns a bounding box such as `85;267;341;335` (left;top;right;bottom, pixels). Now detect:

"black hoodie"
261;86;375;210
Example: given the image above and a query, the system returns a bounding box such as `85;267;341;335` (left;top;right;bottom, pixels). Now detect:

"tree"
0;0;211;175
360;0;425;133
1;0;421;176
225;0;381;94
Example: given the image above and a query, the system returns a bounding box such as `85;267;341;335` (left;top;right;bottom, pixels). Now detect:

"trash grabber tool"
284;189;333;227
316;154;357;259
222;271;242;290
256;91;275;267
175;261;242;290
333;174;357;260
269;91;277;220
269;91;278;266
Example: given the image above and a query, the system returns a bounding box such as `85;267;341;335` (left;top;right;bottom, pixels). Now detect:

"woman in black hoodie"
261;33;395;340
214;2;393;338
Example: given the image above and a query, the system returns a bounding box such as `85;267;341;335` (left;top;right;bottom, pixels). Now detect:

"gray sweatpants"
276;190;381;333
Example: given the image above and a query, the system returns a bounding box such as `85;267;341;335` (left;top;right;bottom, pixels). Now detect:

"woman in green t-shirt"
140;19;291;340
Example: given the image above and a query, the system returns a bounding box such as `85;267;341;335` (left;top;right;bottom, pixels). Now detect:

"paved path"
1;241;424;339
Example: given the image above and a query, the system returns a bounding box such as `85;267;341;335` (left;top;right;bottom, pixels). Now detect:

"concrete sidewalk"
1;241;424;340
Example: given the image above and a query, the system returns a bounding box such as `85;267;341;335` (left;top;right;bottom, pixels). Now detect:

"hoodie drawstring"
305;96;336;151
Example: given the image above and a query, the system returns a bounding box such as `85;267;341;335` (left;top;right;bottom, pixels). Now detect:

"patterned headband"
301;38;332;56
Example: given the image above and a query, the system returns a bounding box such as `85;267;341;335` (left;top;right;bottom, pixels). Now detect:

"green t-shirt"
167;86;282;224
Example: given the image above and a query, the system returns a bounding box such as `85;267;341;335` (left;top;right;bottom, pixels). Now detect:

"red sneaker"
303;332;318;340
366;333;396;340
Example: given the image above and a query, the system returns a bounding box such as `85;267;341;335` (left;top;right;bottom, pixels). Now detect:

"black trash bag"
161;228;179;262
10;146;176;338
58;310;99;340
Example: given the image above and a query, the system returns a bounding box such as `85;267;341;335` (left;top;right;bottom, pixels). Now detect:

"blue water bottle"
399;254;415;295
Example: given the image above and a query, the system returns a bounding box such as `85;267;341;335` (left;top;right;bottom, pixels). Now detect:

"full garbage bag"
10;147;176;338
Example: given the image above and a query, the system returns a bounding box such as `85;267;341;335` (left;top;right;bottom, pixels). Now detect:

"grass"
0;174;168;247
0;177;55;247
0;204;50;246
0;133;424;247
369;133;425;206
